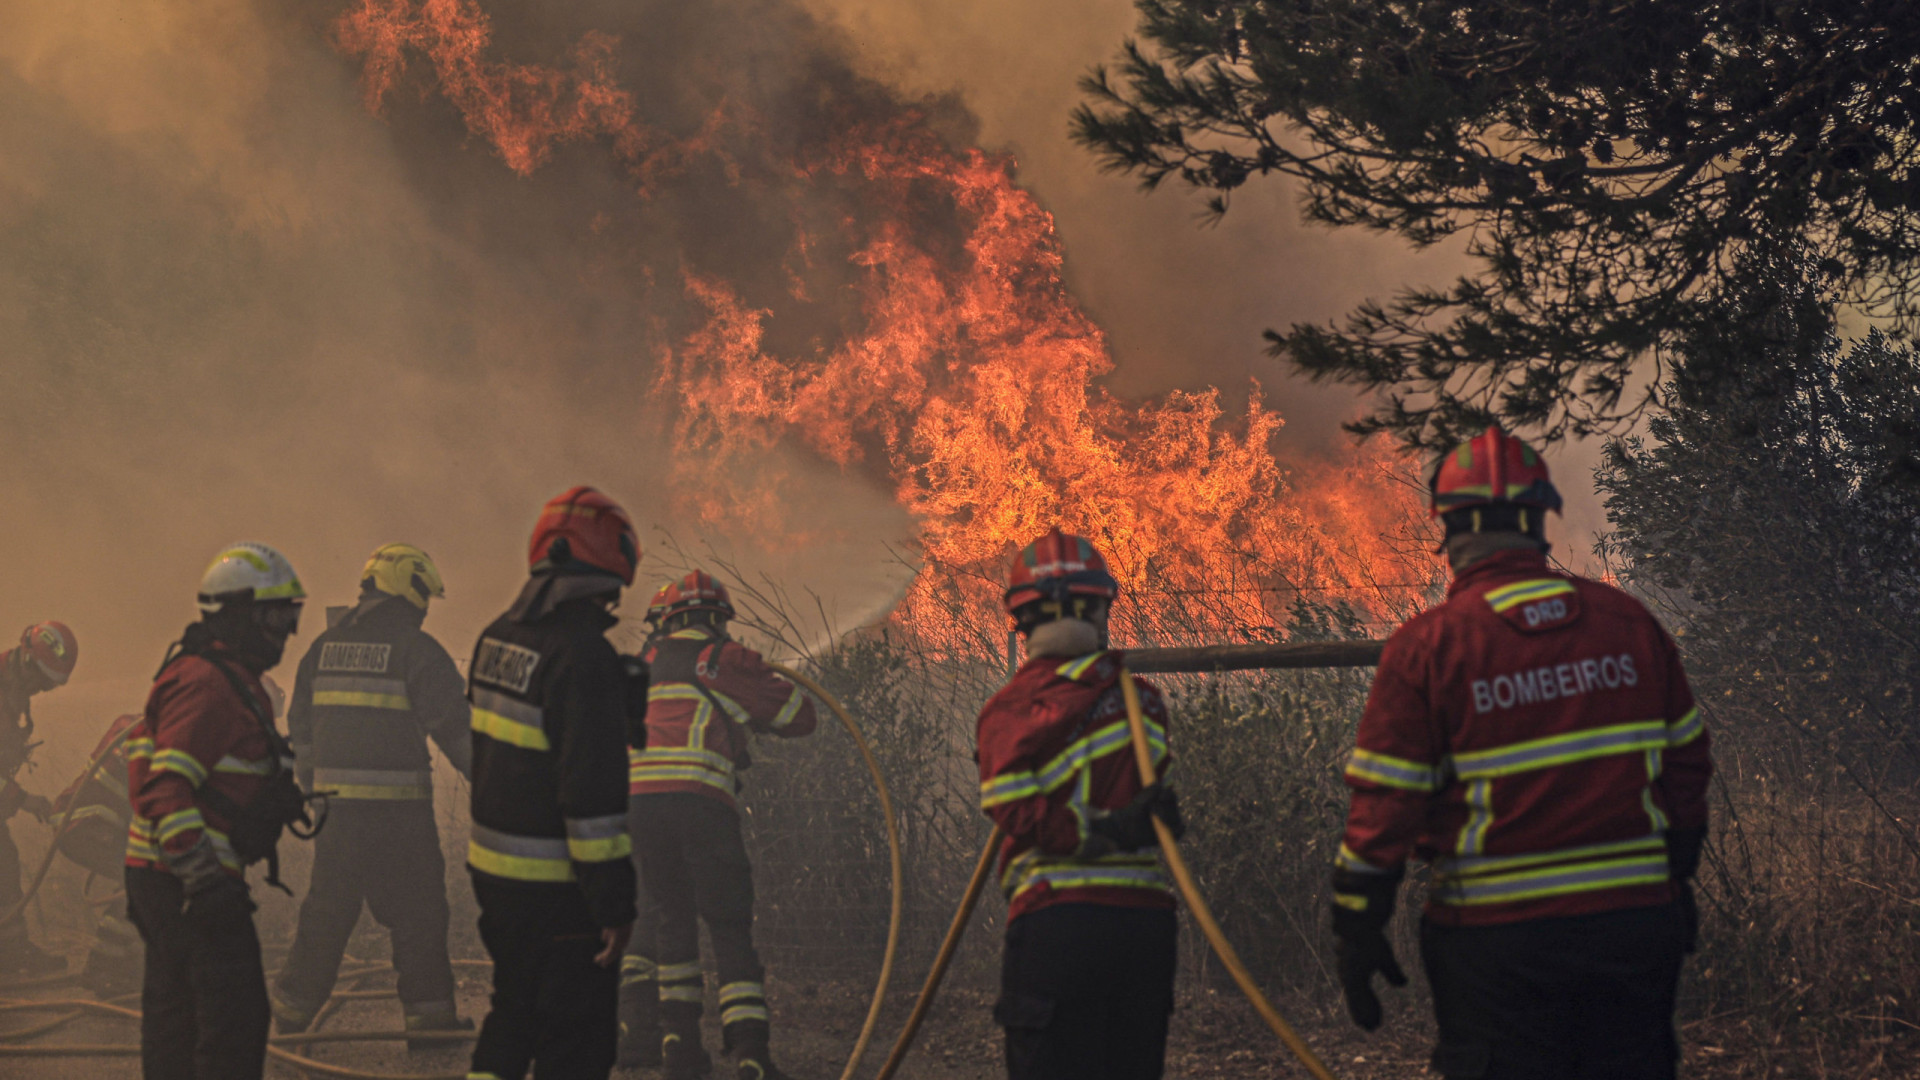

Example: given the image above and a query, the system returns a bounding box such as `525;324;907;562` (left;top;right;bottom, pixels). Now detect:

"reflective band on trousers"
470;688;550;751
468;823;572;883
312;767;433;800
312;675;413;711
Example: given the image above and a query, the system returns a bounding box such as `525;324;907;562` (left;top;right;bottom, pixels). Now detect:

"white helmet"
197;542;307;614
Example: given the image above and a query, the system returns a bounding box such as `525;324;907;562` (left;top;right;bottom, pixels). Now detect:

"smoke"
0;0;1581;785
0;0;935;764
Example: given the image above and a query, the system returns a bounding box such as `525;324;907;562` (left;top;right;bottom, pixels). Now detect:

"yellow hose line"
872;827;1000;1080
765;662;903;1080
0;724;139;929
1118;670;1339;1080
0;1010;83;1041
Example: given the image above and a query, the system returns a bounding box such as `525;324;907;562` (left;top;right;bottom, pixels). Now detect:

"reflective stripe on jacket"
1339;549;1713;927
288;594;471;800
125;648;276;878
976;649;1175;922
465;592;636;930
626;628;816;807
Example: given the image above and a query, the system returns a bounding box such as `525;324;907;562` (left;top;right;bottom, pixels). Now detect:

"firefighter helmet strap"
1441;504;1545;541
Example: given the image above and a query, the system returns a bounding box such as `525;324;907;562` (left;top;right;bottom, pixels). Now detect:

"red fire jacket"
126;649;280;879
1340;549;1712;926
627;627;817;808
977;649;1175;923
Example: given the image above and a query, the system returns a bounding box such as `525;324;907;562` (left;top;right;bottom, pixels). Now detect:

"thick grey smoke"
0;0;944;766
0;0;1601;789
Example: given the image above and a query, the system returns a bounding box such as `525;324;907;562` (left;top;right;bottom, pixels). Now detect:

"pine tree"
1074;1;1920;446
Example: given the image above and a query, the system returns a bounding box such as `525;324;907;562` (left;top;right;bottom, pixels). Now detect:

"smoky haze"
0;0;1597;786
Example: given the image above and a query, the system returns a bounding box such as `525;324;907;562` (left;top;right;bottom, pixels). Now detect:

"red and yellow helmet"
1427;427;1562;517
646;570;735;625
1003;528;1120;615
528;486;640;586
19;621;78;686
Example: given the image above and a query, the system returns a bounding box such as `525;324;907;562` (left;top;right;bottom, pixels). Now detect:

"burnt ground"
5;958;1919;1080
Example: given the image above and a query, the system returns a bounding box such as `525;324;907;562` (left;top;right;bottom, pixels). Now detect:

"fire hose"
0;723;139;931
1117;669;1339;1080
874;663;1351;1080
872;826;1000;1080
765;663;904;1080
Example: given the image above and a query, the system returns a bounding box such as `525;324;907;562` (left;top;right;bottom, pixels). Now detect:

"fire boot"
404;1008;474;1053
729;1020;795;1080
662;1010;712;1080
617;965;664;1067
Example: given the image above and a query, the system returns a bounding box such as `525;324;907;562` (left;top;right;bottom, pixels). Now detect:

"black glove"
1078;782;1185;857
166;839;255;926
622;656;651;751
1667;825;1706;953
1330;866;1407;1032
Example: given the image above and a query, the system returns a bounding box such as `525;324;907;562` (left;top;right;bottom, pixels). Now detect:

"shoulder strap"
203;657;293;767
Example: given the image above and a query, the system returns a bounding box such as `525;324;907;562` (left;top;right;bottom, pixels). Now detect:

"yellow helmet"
360;543;445;611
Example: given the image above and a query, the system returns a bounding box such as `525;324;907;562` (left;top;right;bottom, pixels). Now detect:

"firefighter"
975;528;1186;1080
272;543;474;1044
127;542;311;1080
1332;426;1713;1080
617;570;817;1080
0;620;79;976
466;487;639;1080
51;710;143;993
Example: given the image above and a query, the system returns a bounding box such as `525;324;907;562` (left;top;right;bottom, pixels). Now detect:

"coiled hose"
765;663;903;1080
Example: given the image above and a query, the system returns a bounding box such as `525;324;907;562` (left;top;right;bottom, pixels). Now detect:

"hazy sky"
0;0;1612;777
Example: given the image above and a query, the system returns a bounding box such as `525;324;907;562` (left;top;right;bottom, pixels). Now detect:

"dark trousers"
622;794;768;1051
126;866;271;1080
1420;903;1689;1080
995;903;1178;1080
276;803;455;1020
0;818;25;952
470;874;618;1080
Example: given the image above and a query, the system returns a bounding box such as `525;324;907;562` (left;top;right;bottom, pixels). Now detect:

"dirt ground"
4;938;1918;1080
0;957;1429;1080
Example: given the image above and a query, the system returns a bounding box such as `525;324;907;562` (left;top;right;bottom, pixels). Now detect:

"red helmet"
1428;426;1562;516
19;621;78;686
1003;528;1120;614
646;570;735;624
527;486;640;585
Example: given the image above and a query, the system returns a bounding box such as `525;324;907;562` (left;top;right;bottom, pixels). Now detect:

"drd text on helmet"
527;486;640;586
1003;528;1120;630
362;543;446;611
18;621;78;686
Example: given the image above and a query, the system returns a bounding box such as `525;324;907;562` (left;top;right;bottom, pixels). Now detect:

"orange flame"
337;0;1439;647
